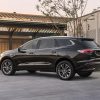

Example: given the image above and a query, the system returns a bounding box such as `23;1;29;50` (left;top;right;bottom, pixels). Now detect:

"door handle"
29;52;34;54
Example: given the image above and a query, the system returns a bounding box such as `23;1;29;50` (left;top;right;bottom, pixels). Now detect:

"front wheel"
77;71;93;77
1;59;16;75
56;60;75;80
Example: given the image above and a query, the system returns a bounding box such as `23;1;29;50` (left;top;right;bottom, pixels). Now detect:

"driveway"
0;71;100;100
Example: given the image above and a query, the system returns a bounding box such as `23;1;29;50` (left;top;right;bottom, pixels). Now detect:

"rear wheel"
77;71;93;77
56;60;75;80
1;59;16;75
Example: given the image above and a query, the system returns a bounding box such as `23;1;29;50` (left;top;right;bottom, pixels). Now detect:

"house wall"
82;11;100;44
66;10;100;45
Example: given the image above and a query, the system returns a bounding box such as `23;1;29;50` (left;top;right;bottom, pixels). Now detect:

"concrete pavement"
0;71;100;100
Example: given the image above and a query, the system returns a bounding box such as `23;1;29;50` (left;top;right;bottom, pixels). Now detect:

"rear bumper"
76;58;100;71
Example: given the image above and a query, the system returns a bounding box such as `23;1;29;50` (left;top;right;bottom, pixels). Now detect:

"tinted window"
56;39;73;47
21;39;38;49
82;40;99;49
38;39;55;49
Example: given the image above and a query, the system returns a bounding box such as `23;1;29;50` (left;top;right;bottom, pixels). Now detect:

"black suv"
0;36;100;80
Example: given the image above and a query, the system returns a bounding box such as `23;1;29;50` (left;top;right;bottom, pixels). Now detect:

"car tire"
56;60;75;80
1;59;16;75
77;71;93;77
27;70;36;73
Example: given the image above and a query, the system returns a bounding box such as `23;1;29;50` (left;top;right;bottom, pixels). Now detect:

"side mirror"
18;47;26;53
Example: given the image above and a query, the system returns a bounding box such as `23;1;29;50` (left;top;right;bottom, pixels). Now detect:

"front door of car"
16;39;39;68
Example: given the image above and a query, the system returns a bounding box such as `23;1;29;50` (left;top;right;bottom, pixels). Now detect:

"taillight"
78;49;94;54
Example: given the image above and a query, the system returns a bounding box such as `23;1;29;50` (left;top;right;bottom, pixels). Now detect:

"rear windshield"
81;39;100;49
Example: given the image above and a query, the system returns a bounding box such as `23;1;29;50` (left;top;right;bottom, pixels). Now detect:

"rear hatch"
80;38;100;57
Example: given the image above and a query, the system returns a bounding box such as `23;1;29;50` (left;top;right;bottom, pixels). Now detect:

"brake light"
78;49;94;54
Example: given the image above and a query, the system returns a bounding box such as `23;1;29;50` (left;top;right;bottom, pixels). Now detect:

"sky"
0;0;100;15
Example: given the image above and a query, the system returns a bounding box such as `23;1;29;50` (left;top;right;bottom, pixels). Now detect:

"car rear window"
81;39;99;49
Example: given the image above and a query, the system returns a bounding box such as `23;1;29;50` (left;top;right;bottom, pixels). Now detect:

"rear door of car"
34;38;57;69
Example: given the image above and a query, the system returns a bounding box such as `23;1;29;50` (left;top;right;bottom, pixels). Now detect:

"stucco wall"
82;11;100;44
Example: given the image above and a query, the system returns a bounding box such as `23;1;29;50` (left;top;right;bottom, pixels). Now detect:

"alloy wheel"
1;59;15;75
56;61;75;80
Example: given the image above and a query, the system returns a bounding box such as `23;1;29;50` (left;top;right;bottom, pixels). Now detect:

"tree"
37;0;88;37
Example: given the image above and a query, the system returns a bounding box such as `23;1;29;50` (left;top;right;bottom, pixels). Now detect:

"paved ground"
0;71;100;100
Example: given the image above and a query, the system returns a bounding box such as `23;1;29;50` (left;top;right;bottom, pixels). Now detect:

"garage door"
0;38;30;53
0;38;9;53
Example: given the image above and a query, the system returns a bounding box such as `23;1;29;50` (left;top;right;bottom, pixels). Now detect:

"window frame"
55;39;74;47
20;39;39;50
37;38;56;50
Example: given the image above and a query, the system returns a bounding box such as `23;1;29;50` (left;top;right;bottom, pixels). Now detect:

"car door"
16;39;39;68
34;38;57;69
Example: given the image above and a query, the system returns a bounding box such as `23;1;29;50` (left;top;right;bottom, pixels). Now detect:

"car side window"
56;39;73;47
21;39;38;50
38;39;55;49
